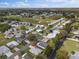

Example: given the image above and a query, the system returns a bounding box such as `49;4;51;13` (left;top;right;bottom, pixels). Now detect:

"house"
47;33;56;39
37;42;47;49
36;25;45;29
29;45;42;55
15;33;22;38
4;28;17;39
13;47;20;52
7;41;19;48
36;29;43;32
22;53;33;59
0;46;13;57
48;18;65;26
47;29;60;39
75;35;79;39
16;38;23;43
24;39;31;44
42;38;49;42
4;29;14;39
5;51;13;57
22;55;33;59
62;20;71;26
14;55;20;59
57;25;63;29
70;52;79;59
72;30;79;35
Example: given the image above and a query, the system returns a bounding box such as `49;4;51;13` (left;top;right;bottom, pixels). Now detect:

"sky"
0;0;79;8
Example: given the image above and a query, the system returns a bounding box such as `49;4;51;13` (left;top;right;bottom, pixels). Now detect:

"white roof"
47;30;60;39
29;46;42;55
48;18;64;25
7;41;19;47
5;51;13;57
14;55;20;59
42;38;49;42
72;30;79;35
47;33;55;39
36;29;42;32
15;33;21;38
24;40;30;44
14;47;20;51
0;46;10;55
70;52;79;59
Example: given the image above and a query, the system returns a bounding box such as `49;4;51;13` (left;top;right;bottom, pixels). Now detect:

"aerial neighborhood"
0;8;79;59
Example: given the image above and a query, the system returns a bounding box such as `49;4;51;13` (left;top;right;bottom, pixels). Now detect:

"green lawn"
60;40;79;53
0;33;7;45
0;33;16;46
4;15;62;26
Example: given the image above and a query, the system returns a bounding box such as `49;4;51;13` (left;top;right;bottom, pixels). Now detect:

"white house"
72;30;79;35
0;46;13;57
47;29;60;39
42;38;49;43
29;45;42;55
7;41;19;48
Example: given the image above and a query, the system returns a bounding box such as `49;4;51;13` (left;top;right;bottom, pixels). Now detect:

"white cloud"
0;2;9;8
13;2;30;8
46;0;68;2
22;0;28;2
25;0;28;2
34;4;48;8
0;1;30;8
0;0;79;8
68;0;79;4
0;2;9;5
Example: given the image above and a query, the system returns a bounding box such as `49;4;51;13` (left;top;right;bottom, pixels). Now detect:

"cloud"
0;2;9;8
46;0;69;2
0;2;9;5
34;4;49;8
68;0;79;4
0;1;30;8
0;0;79;8
22;0;28;2
12;2;30;8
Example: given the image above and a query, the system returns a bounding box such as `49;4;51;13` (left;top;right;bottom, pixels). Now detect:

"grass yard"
4;15;62;26
37;18;55;26
60;40;79;53
0;33;16;46
0;33;7;45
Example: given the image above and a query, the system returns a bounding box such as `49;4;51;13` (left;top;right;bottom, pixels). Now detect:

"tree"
20;26;26;30
27;34;37;41
63;23;72;33
44;46;52;57
71;22;79;30
48;39;55;48
0;24;11;33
